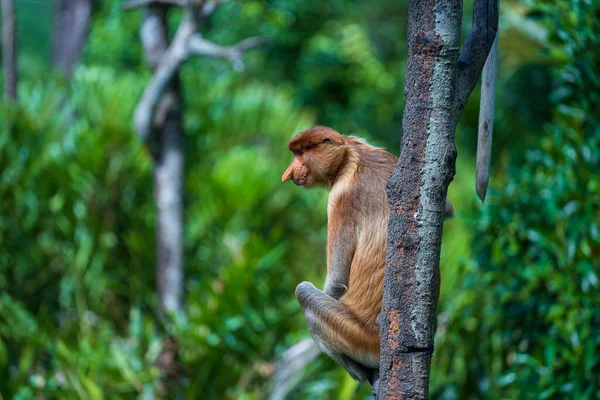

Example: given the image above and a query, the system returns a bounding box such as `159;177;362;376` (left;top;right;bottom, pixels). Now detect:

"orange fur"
283;125;450;379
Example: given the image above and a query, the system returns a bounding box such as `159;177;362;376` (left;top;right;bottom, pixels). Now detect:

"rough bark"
52;0;92;78
2;0;17;100
376;0;498;398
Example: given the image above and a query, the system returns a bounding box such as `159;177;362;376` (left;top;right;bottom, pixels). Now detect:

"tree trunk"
2;0;17;99
124;0;261;392
52;0;92;78
154;86;184;316
375;0;498;398
139;5;185;317
137;6;184;394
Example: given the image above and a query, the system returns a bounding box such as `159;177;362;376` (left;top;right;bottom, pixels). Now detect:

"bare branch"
187;35;265;71
140;6;169;68
52;0;92;79
237;36;266;51
132;3;263;141
121;0;185;11
132;0;186;333
476;33;498;202
269;338;320;400
454;0;499;115
200;0;226;16
134;16;196;141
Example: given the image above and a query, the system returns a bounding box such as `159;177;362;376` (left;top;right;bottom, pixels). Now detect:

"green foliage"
203;0;410;141
177;76;330;399
0;65;328;397
2;0;597;398
431;0;600;398
0;69;155;398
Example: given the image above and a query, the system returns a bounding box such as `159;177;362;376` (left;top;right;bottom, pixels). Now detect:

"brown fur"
282;125;452;380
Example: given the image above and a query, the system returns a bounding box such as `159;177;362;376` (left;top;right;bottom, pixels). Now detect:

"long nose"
281;163;294;182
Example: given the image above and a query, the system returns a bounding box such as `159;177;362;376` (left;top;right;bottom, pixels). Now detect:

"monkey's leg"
295;281;379;381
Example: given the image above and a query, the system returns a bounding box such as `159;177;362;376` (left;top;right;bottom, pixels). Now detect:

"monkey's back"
338;144;397;334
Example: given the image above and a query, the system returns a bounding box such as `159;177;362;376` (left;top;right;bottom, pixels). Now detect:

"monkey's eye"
323;138;331;143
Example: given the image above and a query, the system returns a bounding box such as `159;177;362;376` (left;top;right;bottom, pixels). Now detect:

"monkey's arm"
324;234;356;299
324;212;357;300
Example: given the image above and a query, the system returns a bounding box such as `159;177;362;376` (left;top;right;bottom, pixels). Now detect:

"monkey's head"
282;126;347;188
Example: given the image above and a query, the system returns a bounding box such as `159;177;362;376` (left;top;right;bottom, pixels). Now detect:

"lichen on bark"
375;0;498;398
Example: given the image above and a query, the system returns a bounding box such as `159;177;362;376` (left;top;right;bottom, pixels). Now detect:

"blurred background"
0;0;598;398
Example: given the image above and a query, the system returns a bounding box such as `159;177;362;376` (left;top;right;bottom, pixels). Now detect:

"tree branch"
134;14;196;141
140;6;169;69
187;35;265;71
454;0;499;116
268;338;320;400
52;0;92;78
476;33;498;202
200;0;227;16
121;0;186;10
133;8;263;141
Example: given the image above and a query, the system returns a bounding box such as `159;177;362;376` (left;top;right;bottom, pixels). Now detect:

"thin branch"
476;32;498;202
121;0;186;11
129;0;263;141
454;0;499;115
134;15;196;141
269;338;320;400
187;35;265;71
200;0;226;16
52;0;92;78
133;8;264;141
140;6;169;69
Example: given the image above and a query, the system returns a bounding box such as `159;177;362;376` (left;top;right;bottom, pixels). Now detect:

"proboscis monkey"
281;126;454;380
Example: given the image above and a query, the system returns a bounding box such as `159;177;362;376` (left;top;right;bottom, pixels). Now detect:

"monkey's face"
281;154;313;187
282;144;345;188
282;126;347;188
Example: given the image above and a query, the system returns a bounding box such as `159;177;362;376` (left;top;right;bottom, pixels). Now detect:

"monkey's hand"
324;281;348;300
